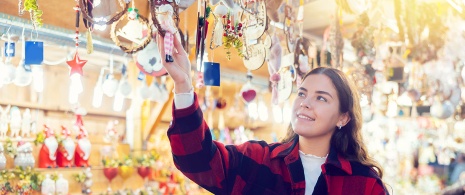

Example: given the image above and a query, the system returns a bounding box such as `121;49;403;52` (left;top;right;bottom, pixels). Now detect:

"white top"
299;150;327;195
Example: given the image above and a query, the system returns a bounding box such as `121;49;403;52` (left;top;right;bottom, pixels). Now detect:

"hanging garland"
23;0;43;27
110;9;152;54
79;0;129;25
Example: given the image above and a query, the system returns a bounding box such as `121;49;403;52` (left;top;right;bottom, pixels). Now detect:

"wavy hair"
281;67;383;178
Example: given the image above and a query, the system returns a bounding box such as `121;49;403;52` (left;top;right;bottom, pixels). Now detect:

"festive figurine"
157;4;177;63
0;144;6;170
21;108;32;137
75;126;91;167
0;105;10;138
16;139;34;168
38;125;58;168
55;173;69;195
9;106;22;138
41;174;55;195
57;126;76;168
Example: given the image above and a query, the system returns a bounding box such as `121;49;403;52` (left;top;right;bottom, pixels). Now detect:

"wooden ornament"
79;0;129;25
110;13;152;54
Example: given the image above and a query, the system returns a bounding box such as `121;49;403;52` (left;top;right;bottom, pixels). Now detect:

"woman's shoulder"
349;160;382;179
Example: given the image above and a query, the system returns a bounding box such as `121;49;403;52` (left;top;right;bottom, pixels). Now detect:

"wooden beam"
143;80;174;141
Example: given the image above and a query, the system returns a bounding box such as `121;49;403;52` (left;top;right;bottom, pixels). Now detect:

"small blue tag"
4;42;15;57
24;41;44;65
203;62;220;86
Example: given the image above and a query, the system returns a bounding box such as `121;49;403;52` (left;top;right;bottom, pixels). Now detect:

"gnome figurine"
74;126;91;167
57;126;75;167
38;125;58;168
157;4;177;63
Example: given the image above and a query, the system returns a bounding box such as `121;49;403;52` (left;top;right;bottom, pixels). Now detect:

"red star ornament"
67;52;87;76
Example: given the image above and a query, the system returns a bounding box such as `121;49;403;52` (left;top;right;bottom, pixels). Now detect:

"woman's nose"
300;99;311;109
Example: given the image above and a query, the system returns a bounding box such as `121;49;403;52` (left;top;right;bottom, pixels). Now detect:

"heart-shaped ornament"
103;167;118;181
241;90;256;103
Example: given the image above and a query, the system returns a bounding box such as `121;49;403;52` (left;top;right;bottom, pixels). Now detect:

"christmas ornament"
55;174;69;195
111;3;152;54
21;108;32;137
0;105;10;138
67;52;87;77
136;40;166;77
267;35;282;105
57;126;75;168
157;4;177;63
9;106;22;138
41;174;55;195
240;73;257;103
75;126;91;167
38;125;58;168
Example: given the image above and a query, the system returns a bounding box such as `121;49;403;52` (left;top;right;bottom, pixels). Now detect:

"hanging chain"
74;0;81;49
18;0;24;15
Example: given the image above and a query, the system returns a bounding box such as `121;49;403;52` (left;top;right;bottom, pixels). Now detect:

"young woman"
157;34;388;195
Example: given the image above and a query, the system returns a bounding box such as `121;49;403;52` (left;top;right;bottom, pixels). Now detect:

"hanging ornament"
329;7;344;68
136;40;166;77
240;72;257;103
79;0;128;26
210;5;228;49
267;35;282;105
111;0;152;54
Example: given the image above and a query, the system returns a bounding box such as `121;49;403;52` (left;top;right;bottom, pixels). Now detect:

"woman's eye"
298;92;305;97
317;96;327;102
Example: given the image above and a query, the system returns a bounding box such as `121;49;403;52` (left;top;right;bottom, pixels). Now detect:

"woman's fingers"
173;33;187;56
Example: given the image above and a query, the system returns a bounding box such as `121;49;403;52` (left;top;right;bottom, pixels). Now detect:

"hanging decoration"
136;40;167;77
192;1;210;72
67;1;88;104
157;4;178;62
221;10;244;60
283;1;297;53
149;0;181;37
328;7;344;68
23;0;43;28
210;4;229;49
267;35;282;105
240;72;257;103
111;0;152;54
242;0;268;70
79;0;128;26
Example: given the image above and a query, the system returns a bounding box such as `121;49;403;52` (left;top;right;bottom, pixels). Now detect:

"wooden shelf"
0;100;126;119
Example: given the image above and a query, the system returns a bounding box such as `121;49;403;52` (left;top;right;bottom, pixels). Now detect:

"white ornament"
9;106;22;138
55;174;69;195
21;108;32;137
41;174;56;195
0;105;10;138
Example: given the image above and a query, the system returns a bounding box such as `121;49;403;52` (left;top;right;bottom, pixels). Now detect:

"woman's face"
291;74;347;139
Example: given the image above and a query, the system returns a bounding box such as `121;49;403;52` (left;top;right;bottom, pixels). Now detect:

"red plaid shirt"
168;94;388;195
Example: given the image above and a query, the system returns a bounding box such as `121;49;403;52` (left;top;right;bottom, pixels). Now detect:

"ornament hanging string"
74;0;81;51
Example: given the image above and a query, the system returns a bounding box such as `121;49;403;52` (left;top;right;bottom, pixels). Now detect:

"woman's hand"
156;33;192;93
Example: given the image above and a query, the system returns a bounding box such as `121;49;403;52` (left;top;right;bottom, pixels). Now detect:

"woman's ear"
339;112;351;126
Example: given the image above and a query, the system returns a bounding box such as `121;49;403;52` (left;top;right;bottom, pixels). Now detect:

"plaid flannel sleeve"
168;93;236;194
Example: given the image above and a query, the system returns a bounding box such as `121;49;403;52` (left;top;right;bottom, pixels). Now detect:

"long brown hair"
281;67;383;178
